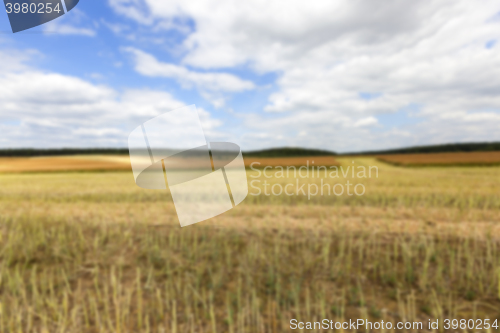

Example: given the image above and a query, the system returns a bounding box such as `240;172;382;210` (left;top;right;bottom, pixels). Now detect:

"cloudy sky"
1;0;499;152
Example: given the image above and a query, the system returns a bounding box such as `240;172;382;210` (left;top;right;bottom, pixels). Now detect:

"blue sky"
1;0;500;152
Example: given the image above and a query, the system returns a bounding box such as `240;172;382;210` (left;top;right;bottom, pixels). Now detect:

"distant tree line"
0;148;129;157
243;147;337;157
348;142;500;155
1;142;500;157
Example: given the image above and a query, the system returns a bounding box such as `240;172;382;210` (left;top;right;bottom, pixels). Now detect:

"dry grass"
0;155;131;173
0;157;499;332
3;151;500;173
377;151;500;166
244;156;339;168
0;155;340;173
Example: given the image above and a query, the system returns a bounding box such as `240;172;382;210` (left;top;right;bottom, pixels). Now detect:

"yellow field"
244;156;339;168
0;155;339;173
376;151;500;166
0;157;499;332
0;155;132;172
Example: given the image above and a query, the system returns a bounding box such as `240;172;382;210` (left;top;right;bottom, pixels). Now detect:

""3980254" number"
5;2;62;14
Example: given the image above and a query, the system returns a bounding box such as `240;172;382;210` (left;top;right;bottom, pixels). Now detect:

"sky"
0;0;500;153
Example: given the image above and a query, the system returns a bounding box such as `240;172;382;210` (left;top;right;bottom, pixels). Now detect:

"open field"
244;156;339;168
0;157;499;332
0;155;132;173
0;155;339;173
376;151;500;166
4;151;500;174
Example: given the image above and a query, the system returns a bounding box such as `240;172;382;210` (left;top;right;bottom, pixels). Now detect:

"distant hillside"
344;142;500;155
244;147;336;158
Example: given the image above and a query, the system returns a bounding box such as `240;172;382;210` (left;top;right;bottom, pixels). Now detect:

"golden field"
0;155;132;173
0;155;339;173
4;151;500;174
376;151;500;166
0;156;499;332
243;156;339;168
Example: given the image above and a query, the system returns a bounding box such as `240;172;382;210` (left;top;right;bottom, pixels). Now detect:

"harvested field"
0;155;340;173
1;157;500;332
244;155;339;168
0;155;131;173
376;151;500;166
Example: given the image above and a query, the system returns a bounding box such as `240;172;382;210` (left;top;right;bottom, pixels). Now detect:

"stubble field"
376;151;500;167
0;156;499;332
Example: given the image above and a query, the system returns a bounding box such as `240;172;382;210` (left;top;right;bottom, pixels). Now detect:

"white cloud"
0;48;38;73
43;8;97;36
2;1;500;151
45;24;96;36
101;19;130;34
124;47;255;93
108;0;154;26
109;0;500;151
0;72;114;106
0;49;222;148
354;117;378;128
